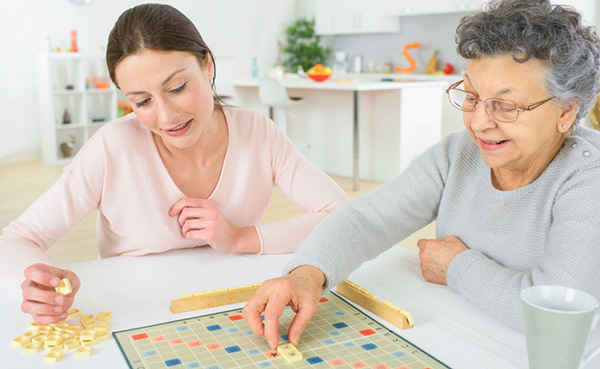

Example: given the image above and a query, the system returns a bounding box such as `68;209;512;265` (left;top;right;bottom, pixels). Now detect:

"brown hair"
106;3;221;102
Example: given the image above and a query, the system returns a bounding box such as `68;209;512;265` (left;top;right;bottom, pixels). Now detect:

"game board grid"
126;311;254;368
190;311;282;369
288;300;430;369
114;293;450;369
170;311;271;369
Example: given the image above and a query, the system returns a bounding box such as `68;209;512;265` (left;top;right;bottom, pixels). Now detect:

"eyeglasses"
446;80;555;123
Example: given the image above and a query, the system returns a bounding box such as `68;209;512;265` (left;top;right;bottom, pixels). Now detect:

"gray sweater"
285;127;600;331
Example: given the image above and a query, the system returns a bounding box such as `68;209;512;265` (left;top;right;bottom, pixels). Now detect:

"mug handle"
581;309;600;367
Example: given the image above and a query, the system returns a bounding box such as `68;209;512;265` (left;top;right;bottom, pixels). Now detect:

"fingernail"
60;313;68;320
268;340;275;349
50;278;60;287
54;296;63;304
53;306;63;313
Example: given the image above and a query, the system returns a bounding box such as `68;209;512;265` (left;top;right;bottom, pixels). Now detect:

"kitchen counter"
227;77;448;188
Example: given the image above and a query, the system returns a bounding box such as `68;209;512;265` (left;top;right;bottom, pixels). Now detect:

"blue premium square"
361;343;378;351
141;349;158;358
225;327;240;334
225;345;242;354
306;356;324;364
175;325;190;332
332;322;348;329
327;330;342;337
206;324;222;332
165;358;183;367
390;350;408;359
256;360;274;368
246;348;261;356
320;338;336;346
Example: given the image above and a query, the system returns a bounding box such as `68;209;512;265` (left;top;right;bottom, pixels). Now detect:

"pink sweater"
0;107;348;290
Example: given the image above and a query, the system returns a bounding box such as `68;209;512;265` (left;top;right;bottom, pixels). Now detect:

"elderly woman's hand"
417;236;468;285
242;266;325;350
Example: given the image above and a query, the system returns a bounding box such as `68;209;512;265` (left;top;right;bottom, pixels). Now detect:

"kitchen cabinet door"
384;0;481;16
316;0;400;35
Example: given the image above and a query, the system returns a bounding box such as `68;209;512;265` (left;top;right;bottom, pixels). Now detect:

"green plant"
283;18;331;73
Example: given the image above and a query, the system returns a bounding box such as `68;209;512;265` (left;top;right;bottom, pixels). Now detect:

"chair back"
258;78;291;106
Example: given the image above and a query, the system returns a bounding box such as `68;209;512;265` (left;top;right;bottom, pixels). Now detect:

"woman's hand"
417;235;468;285
242;266;325;349
170;198;259;253
21;263;81;325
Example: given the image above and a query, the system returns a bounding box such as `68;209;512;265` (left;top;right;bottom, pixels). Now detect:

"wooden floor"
0;160;434;265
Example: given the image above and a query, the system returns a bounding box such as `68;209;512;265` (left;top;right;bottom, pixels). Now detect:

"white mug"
521;285;600;369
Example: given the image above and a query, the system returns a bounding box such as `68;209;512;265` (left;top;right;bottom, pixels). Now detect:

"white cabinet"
36;54;119;164
316;0;400;35
384;0;482;16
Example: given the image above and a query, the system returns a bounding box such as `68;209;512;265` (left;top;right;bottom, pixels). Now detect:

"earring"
562;124;567;129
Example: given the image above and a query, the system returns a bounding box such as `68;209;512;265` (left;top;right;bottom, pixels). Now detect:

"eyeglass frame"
445;79;555;123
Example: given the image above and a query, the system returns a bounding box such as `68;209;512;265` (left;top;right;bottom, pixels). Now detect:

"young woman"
0;4;348;324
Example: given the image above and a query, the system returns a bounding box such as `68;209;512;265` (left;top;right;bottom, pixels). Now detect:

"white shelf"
36;53;120;164
87;88;117;95
56;123;86;129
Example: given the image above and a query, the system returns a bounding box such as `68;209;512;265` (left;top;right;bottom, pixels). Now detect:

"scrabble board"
113;291;449;369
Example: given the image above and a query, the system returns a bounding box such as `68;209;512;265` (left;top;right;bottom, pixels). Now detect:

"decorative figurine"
395;42;421;74
62;109;72;124
60;135;76;158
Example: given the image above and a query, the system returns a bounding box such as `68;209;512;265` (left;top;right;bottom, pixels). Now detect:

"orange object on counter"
94;77;110;89
395;42;421;73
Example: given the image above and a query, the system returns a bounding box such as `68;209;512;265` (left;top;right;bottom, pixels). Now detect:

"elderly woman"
243;0;600;349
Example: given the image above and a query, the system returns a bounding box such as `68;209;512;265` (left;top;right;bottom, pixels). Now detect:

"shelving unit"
36;53;119;164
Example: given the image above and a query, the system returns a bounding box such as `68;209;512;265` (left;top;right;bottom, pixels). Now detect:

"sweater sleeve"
256;121;349;254
282;133;456;290
446;164;600;332
0;134;105;292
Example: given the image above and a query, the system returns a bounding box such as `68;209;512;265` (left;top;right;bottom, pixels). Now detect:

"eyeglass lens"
448;88;519;122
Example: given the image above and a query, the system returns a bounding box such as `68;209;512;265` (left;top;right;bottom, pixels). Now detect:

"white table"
2;246;599;368
230;78;446;190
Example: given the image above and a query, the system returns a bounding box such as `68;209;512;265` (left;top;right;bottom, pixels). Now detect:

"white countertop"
1;245;553;369
227;77;449;91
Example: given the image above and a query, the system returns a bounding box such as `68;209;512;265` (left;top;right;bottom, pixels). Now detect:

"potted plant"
283;18;331;74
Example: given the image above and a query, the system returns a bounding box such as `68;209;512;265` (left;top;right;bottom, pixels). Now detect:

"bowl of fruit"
307;64;332;82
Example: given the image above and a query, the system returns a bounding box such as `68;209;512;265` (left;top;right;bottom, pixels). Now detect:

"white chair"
258;78;307;147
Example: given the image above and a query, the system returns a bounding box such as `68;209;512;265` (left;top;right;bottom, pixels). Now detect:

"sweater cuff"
253;225;265;254
446;249;487;292
0;237;51;293
282;260;332;296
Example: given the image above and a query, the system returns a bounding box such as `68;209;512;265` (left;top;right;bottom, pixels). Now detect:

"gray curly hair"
455;0;600;124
